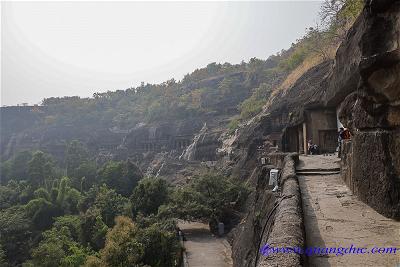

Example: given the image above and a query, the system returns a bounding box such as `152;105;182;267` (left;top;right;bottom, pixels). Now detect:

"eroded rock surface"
337;0;400;218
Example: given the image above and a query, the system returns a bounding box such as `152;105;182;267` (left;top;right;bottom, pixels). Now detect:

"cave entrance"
282;124;304;153
282;108;338;154
303;108;338;154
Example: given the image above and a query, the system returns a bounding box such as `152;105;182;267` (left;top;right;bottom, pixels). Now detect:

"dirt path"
178;221;233;267
298;155;400;267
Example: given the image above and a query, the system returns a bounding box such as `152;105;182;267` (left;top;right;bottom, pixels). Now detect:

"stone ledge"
257;153;305;267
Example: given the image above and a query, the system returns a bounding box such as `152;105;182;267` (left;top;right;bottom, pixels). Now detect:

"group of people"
307;140;319;155
307;127;351;156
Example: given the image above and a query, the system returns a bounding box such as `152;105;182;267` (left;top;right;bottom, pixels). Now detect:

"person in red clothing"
342;128;351;140
338;127;351;158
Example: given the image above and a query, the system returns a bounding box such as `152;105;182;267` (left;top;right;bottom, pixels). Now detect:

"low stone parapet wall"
257;153;304;267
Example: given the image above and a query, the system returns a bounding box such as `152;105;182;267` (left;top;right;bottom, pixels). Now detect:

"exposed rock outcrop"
336;0;400;218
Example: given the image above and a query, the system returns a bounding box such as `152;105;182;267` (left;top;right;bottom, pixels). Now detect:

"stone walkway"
178;221;233;267
298;155;400;267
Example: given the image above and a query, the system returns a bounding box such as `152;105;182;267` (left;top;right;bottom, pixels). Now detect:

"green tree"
130;177;169;216
137;223;180;267
53;215;83;243
0;182;20;209
81;208;108;251
65;141;97;190
161;173;249;225
239;98;264;120
25;177;82;229
27;151;55;188
320;0;363;41
218;77;240;98
79;185;129;250
239;83;272;120
65;141;89;175
245;57;266;87
61;244;92;267
227;117;240;134
74;161;97;191
29;226;91;267
0;151;33;184
99;216;144;266
78;185;99;213
0;243;6;267
92;185;130;226
278;46;308;71
83;254;104;267
145;100;164;121
98;160;143;197
0;206;33;265
31;237;66;267
25;197;61;230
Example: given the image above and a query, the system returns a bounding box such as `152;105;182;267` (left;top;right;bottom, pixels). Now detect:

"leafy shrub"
227;117;240;134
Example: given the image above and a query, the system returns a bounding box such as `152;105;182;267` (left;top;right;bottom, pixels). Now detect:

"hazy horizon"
1;1;322;106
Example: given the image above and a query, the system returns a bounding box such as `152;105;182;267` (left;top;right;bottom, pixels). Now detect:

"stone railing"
257;153;305;267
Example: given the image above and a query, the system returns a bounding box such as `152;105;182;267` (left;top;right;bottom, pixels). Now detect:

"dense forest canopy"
0;140;249;266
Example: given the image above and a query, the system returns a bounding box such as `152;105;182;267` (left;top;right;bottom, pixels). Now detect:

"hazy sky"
1;1;322;106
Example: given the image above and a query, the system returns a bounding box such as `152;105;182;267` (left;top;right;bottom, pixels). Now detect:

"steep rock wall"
228;0;400;220
336;0;400;218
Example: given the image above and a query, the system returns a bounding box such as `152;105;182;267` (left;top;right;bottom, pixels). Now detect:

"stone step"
296;167;340;172
296;171;340;176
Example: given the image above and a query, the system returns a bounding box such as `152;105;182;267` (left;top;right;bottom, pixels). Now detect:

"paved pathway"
178;221;233;267
298;155;400;267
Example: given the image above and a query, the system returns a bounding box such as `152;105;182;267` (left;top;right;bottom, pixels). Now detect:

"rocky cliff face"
1;68;250;182
226;1;400;265
226;0;399;218
0;105;225;184
336;0;400;218
221;60;332;183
